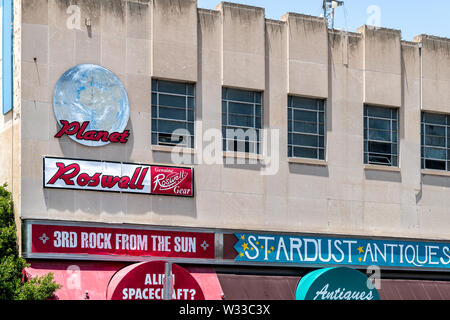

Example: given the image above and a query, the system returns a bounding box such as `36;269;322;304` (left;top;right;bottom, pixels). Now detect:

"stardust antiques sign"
43;157;194;197
30;223;214;260
234;233;450;270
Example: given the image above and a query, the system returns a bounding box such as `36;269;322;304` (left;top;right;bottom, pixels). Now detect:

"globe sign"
53;64;130;147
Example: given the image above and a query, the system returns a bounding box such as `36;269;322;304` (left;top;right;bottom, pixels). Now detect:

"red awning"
25;260;128;300
25;260;224;300
184;266;224;300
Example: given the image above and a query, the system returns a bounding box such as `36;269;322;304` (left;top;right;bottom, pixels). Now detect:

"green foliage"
0;183;61;300
16;273;61;300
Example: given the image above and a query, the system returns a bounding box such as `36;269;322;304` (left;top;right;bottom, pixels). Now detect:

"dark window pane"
318;100;325;111
423;113;446;125
187;84;195;96
159;94;186;108
255;106;262;117
291;96;318;111
188;97;195;109
318;112;325;124
254;93;262;104
425;125;445;137
391;143;398;155
226;88;255;103
228;114;254;127
424;147;446;160
318;137;325;148
368;141;391;154
293;121;317;134
369;118;391;130
369;154;392;165
188;110;194;122
425;159;446;170
158;120;185;134
255;117;262;129
292;134;318;147
368;129;391;142
294;109;317;122
293;147;317;159
228;102;254;116
391;156;398;167
425;135;446;147
319;124;325;135
158;80;187;95
159;107;186;121
319;149;325;160
366;106;392;119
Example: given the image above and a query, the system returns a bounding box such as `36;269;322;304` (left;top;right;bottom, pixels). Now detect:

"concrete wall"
18;0;450;241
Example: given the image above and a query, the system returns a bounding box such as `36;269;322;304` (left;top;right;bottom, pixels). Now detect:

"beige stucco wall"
18;0;450;242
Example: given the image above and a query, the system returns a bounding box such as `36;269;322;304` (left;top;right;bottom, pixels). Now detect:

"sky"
197;0;450;41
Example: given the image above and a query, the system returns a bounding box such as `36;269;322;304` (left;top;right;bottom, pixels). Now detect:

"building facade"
1;0;450;300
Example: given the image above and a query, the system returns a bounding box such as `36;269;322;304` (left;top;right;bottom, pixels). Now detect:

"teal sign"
234;233;450;270
296;267;380;300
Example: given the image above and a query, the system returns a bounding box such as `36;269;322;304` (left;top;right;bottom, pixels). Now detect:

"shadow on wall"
364;170;402;183
288;163;329;177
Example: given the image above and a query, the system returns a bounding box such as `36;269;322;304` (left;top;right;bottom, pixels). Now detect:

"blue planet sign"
53;64;130;147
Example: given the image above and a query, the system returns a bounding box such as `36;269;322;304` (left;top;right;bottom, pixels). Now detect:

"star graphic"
241;242;249;251
268;250;271;254
240;252;244;257
357;246;364;254
39;233;50;245
200;241;209;251
240;235;245;240
358;257;362;262
270;246;275;251
261;245;264;249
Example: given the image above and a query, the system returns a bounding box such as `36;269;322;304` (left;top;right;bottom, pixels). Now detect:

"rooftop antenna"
323;0;344;29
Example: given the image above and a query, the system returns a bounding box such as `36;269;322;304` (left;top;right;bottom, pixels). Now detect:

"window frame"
151;79;195;149
221;87;263;155
363;105;399;167
287;96;326;161
421;111;450;172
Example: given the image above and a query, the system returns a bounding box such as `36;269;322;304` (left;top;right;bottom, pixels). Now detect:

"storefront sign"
107;261;205;300
234;233;450;270
43;157;194;197
31;223;214;260
296;267;380;300
53;64;130;147
55;121;130;144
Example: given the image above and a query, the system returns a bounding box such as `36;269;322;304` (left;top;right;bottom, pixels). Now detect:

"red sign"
55;121;130;144
44;157;194;197
151;166;194;196
107;261;205;300
32;224;214;259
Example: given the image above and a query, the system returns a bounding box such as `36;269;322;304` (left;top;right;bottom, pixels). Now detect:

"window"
151;79;195;148
288;96;325;160
364;105;398;167
222;88;262;154
421;112;450;171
